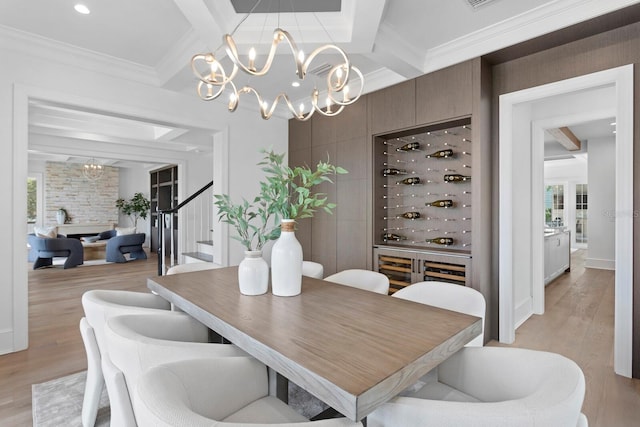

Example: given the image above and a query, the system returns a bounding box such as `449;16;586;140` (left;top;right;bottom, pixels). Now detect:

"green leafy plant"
116;192;151;229
213;194;280;251
213;149;347;251
258;149;348;220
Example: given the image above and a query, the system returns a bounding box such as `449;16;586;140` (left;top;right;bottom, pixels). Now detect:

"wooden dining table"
147;266;481;422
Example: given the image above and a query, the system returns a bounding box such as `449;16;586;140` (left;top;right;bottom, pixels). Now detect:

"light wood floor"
0;254;157;426
1;251;639;425
489;249;640;426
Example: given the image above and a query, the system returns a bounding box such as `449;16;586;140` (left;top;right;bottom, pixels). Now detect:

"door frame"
498;64;634;377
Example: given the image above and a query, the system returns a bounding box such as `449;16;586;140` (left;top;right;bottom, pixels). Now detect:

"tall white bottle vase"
271;219;303;296
237;251;269;296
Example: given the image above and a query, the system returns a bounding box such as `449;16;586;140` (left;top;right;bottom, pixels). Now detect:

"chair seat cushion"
407;380;480;402
222;396;308;423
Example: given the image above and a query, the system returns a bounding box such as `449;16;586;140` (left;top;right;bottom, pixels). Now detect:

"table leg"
268;368;289;403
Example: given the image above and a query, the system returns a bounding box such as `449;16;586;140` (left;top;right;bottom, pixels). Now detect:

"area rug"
32;370;327;425
32;371;109;427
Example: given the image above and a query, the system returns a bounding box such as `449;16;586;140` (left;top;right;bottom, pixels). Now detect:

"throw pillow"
34;226;58;238
116;226;136;236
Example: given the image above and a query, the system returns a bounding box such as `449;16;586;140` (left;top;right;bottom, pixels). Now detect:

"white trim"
423;0;639;75
499;64;634;377
585;258;616;270
212;128;230;267
10;83;223;353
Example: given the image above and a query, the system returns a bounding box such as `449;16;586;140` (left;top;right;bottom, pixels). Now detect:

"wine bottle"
425;149;453;159
426;237;454;245
397;177;420;185
444;174;471;183
400;211;420;220
396;142;420;152
382;233;406;242
382;168;407;176
426;199;453;208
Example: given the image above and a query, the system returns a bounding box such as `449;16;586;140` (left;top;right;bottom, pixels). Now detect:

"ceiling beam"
547;126;582;151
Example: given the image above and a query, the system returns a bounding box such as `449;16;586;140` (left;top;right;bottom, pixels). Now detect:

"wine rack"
374;246;471;293
374;117;472;253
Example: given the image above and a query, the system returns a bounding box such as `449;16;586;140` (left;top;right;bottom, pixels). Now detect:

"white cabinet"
544;230;570;285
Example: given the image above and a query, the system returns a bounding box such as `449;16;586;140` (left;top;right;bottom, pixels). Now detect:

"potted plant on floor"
257;149;347;296
115;193;151;231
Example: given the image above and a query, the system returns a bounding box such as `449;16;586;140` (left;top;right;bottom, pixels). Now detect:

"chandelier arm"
224;29;304;79
327;66;364;106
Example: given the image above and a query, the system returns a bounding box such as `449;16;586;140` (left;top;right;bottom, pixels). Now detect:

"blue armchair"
28;234;84;269
99;230;147;263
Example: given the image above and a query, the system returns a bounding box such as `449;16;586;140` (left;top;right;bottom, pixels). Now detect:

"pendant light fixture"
190;0;363;121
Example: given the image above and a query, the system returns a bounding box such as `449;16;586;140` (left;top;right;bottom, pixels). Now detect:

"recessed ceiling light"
291;82;300;88
74;4;91;15
610;122;616;126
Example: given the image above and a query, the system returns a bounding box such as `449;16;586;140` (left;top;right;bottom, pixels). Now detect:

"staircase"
183;240;214;263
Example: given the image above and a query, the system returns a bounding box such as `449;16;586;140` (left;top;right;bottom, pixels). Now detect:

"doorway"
498;65;633;377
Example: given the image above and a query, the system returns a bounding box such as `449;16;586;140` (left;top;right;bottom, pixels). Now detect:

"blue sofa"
99;229;147;263
28;233;84;269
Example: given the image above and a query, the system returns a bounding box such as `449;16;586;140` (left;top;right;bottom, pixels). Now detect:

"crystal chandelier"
82;158;104;181
190;3;363;121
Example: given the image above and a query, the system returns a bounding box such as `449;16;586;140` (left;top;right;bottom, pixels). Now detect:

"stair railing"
157;180;213;275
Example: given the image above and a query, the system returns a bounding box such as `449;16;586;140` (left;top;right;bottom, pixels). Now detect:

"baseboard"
0;328;23;355
514;298;533;329
585;257;615;270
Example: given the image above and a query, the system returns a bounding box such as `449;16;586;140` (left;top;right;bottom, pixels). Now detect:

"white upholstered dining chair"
302;260;324;279
80;290;172;427
393;281;486;346
166;261;223;275
367;346;588;427
324;269;390;294
135;357;363;427
104;312;248;424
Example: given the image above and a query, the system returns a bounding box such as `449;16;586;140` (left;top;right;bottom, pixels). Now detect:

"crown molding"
0;24;161;86
422;0;640;74
155;29;207;87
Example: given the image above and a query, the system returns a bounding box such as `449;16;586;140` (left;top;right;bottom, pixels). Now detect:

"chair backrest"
324;269;390;295
368;346;586;427
166;262;223;275
105;312;245;411
135;358;270;426
302;261;324;279
393;281;485;346
81;290;171;355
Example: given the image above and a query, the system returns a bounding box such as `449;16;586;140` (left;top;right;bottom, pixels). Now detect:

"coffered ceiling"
0;0;636;166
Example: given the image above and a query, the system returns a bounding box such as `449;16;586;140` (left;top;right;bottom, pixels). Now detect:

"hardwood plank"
0;253;157;425
489;250;640;426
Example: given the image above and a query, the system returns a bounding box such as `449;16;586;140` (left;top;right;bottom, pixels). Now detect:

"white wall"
2;45;288;354
586;137;616;269
118;166;151;245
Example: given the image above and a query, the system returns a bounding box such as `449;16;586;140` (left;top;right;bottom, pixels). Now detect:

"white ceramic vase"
271;219;303;296
56;210;66;225
237;250;269;296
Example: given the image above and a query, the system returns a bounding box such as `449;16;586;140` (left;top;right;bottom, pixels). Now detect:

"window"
27;177;37;223
545;184;564;227
575;184;588;244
